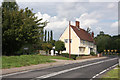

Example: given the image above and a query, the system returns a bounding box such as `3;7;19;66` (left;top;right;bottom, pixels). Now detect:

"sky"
0;0;119;40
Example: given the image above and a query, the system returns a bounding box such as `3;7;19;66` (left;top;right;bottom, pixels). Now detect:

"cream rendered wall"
59;26;80;55
59;26;69;53
71;27;80;55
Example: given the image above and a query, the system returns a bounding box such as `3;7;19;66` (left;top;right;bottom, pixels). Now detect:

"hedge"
61;53;77;60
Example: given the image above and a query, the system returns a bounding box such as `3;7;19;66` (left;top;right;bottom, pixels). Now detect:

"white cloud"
111;21;118;28
35;12;69;40
35;12;51;22
57;3;87;20
107;3;115;8
89;0;119;2
75;12;100;29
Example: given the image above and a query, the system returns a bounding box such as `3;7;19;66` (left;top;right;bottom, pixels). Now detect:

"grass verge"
2;55;72;69
100;66;120;80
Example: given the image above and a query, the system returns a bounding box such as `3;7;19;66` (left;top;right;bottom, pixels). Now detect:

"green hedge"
61;53;77;60
90;52;96;56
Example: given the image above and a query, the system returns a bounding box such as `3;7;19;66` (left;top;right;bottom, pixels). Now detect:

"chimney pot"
92;32;94;38
76;21;80;28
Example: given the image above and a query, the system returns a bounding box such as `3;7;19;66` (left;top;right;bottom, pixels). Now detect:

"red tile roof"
71;25;94;42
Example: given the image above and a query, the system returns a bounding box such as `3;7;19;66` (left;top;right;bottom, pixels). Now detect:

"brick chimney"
76;21;79;28
92;31;94;38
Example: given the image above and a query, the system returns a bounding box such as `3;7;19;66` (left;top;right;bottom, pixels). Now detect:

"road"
2;56;119;80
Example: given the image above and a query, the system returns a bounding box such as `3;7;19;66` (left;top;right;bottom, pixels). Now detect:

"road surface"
2;56;119;80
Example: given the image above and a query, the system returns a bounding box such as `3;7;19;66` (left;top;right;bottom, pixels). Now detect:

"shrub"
55;40;65;55
90;52;96;56
16;44;39;55
61;53;77;60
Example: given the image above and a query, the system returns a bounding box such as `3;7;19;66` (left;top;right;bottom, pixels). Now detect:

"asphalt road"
2;56;119;80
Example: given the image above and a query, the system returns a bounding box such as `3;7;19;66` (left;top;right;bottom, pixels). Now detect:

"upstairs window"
83;40;85;45
64;39;72;43
64;39;68;43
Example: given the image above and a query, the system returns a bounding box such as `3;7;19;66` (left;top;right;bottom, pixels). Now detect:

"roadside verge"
1;57;106;75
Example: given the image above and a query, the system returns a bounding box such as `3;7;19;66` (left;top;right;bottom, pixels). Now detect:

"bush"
16;44;39;55
61;53;77;60
55;40;65;55
90;52;96;56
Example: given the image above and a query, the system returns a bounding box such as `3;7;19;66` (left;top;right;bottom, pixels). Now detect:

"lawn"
2;55;72;69
100;66;120;80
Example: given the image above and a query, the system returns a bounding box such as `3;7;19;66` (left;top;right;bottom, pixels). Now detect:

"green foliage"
16;44;39;55
50;40;56;46
2;55;71;69
95;31;120;53
55;40;65;54
2;1;47;55
48;31;49;43
101;66;120;78
42;43;53;54
100;31;104;35
61;53;77;60
95;32;111;53
90;52;96;56
44;30;47;42
50;30;53;41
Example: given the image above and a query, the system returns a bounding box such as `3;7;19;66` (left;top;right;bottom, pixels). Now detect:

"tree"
95;31;120;54
95;35;111;53
2;1;47;55
48;31;49;43
100;31;104;35
86;27;91;33
95;31;111;53
42;43;53;55
50;40;56;46
44;30;47;42
50;30;53;41
55;40;65;55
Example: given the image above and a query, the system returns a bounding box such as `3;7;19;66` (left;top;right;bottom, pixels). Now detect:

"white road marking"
0;70;33;78
90;63;118;80
36;58;118;79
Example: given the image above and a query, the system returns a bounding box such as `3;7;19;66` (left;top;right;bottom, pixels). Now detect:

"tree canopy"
95;31;120;53
55;40;65;54
2;1;47;55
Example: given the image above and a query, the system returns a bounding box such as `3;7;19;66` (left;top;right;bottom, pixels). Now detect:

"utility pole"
69;21;71;58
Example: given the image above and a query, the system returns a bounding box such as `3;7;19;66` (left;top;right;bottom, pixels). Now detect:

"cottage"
59;21;97;55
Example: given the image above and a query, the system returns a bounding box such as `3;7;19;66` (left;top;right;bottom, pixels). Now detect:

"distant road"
2;56;119;80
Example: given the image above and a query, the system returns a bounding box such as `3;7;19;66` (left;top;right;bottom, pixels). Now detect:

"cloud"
75;12;100;29
35;12;69;40
107;3;115;8
110;21;118;35
111;21;118;28
57;2;87;20
89;0;119;2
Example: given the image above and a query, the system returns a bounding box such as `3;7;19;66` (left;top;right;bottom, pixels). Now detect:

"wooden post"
69;21;71;58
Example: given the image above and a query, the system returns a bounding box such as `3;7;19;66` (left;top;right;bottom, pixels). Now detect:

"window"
64;39;72;43
64;39;68;43
79;47;85;52
83;40;85;45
